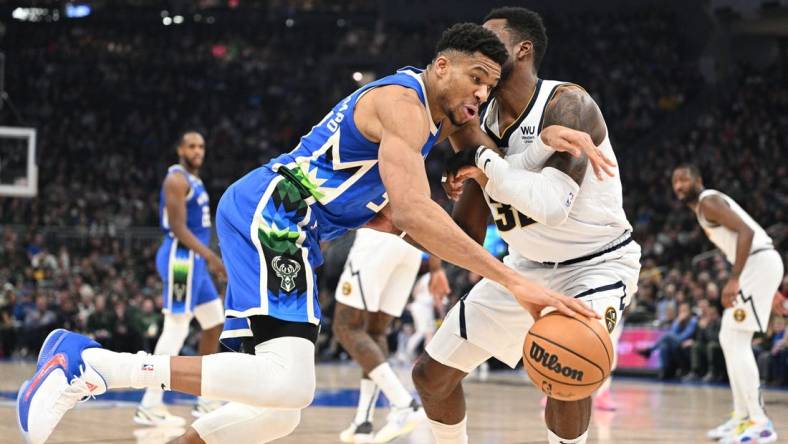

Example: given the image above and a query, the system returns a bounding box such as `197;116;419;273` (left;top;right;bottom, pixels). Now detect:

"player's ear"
433;54;451;78
517;40;532;61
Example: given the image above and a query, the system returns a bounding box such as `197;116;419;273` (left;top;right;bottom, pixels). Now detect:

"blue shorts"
156;237;220;314
217;166;323;346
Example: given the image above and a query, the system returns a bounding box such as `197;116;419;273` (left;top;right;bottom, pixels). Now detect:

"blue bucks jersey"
266;66;442;240
160;164;212;245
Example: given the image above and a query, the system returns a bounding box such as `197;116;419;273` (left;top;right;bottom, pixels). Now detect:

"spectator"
87;295;115;349
757;316;787;386
638;302;698;379
683;300;723;383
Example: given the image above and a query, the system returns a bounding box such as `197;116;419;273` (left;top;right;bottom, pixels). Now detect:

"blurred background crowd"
0;0;785;387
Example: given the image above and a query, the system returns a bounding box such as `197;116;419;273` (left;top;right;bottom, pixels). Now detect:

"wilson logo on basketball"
529;341;584;381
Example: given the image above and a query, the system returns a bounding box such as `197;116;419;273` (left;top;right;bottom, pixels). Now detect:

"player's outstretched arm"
163;173;226;279
372;87;597;320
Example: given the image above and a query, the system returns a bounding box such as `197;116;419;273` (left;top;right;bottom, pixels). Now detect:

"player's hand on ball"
721;277;739;308
506;276;599;321
540;125;616;180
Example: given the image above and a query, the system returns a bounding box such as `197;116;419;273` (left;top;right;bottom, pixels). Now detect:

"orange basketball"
522;311;614;401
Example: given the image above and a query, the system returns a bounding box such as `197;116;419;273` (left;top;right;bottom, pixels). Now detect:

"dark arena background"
0;1;786;443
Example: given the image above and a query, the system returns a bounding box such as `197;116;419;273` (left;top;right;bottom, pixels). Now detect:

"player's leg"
184;315;318;444
412;353;470;444
136;312;191;426
332;301;385;443
192;279;225;418
544;243;640;444
594;318;623;411
717;251;782;444
415;277;527;444
369;245;425;443
17;171;319;443
137;240;193;426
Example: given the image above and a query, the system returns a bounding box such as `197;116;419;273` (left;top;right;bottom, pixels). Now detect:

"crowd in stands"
0;4;785;386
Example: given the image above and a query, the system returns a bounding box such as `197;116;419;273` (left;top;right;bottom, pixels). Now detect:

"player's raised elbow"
389;197;429;234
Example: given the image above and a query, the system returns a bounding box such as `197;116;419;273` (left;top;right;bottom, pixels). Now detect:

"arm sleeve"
475;148;580;227
501;136;556;171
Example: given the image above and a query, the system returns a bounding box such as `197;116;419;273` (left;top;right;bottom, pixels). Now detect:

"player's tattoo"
542;86;607;186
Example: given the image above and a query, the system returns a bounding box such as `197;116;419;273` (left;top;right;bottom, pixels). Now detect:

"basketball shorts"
721;249;782;333
217;167;322;349
426;240;641;373
334;228;422;317
156;237;220;318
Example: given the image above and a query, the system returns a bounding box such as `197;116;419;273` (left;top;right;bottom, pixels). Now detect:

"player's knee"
261;368;315;409
412;354;459;400
332;307;364;334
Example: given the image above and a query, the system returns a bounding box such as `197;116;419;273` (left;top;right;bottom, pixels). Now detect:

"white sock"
141;313;190;407
368;362;412;408
428;416;468;444
548;429;588;444
82;348;171;391
354;378;379;424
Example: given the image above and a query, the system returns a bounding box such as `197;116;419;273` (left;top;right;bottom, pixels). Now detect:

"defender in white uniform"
672;164;781;444
333;228;449;443
413;8;638;444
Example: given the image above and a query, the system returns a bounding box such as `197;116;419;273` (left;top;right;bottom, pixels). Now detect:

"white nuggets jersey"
696;189;773;263
480;79;632;263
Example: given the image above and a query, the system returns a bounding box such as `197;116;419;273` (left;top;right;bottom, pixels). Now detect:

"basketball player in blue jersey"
134;131;227;427
17;23;604;444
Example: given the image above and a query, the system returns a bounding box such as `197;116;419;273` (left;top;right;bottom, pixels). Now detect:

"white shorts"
335;228;423;317
426;241;641;373
721;249;782;333
191;298;225;330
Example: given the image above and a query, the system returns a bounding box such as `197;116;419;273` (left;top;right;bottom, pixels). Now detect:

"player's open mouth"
463;105;477;119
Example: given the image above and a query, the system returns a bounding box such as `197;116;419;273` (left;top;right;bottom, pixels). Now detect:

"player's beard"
182;157;202;171
678;186;701;204
499;58;514;83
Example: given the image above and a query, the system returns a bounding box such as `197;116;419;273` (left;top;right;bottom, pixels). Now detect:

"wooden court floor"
1;361;786;443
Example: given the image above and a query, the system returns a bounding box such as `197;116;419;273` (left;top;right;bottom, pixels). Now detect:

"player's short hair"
175;130;202;149
434;22;508;68
484;7;548;70
674;163;702;179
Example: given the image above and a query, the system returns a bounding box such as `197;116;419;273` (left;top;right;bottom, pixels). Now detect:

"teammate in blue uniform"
134;131;227;427
18;23;600;444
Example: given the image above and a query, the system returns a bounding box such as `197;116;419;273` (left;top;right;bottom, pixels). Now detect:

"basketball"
523;312;614;401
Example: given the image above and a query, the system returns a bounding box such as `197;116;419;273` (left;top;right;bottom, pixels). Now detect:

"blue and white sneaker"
17;329;107;444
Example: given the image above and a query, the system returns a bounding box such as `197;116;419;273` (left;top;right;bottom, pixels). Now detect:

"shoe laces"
734;419;754;435
52;366;96;416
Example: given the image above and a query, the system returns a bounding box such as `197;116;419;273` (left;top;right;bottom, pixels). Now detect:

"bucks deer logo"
272;256;301;292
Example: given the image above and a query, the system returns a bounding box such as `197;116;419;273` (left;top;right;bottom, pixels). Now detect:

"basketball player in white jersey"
412;8;640;444
136;131;227;426
333;229;449;443
672;164;781;444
